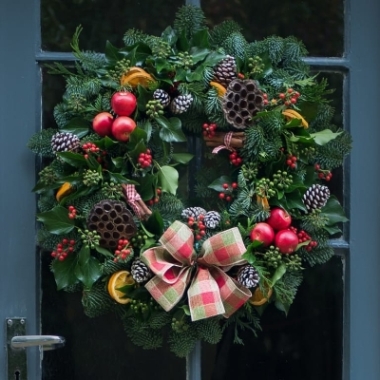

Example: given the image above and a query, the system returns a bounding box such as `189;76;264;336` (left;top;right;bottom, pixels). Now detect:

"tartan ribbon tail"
212;132;235;154
122;184;142;218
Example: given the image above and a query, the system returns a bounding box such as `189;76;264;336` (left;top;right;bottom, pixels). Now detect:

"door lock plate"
6;317;27;380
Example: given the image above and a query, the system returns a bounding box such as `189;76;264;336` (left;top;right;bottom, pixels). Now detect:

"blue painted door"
1;0;380;379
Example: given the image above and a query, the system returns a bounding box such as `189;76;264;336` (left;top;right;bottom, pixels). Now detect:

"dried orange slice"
249;284;273;306
107;270;135;304
282;109;309;128
210;81;227;97
56;182;73;201
121;71;155;87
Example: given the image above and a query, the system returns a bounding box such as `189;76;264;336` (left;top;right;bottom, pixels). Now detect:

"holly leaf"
105;40;123;63
321;196;348;226
138;119;153;141
74;245;102;289
95;246;114;258
284;190;308;212
51;254;79;290
37;206;75;234
156;117;187;143
191;29;210;49
144;211;164;236
161;26;178;46
158;166;179;195
108;172;139;185
95;136;118;150
190;47;209;64
171;153;194;164
56;152;88;167
60;118;90;138
310;129;342;145
137;174;157;200
208;175;231;192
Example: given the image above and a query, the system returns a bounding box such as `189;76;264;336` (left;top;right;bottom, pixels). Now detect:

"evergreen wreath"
28;5;352;357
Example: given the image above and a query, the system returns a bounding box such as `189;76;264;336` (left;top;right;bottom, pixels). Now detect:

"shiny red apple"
274;229;299;254
249;223;275;247
111;116;136;142
92;112;114;137
266;207;292;230
111;91;137;117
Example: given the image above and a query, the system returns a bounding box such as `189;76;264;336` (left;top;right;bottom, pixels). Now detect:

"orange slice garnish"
107;270;135;304
249;284;273;306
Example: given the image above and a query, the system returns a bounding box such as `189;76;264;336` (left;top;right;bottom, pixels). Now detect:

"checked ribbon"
141;221;252;321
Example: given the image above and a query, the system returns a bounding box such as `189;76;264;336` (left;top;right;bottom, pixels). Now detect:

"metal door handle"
11;335;65;351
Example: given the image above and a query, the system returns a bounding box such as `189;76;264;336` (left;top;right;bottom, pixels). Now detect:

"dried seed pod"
87;200;137;249
222;79;264;129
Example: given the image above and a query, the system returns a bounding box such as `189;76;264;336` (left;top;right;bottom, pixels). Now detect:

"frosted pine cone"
51;132;80;153
237;265;260;288
170;94;193;114
181;207;207;220
131;258;152;283
303;184;331;211
153;89;171;107
213;55;237;87
204;211;221;229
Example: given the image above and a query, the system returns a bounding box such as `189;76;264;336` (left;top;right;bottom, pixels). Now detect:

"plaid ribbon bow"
141;221;252;321
212;131;235;154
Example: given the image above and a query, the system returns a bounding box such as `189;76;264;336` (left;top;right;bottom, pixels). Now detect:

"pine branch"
27;128;56;157
173;5;206;41
210;20;242;47
221;32;248;60
124;317;163;349
81;281;114;318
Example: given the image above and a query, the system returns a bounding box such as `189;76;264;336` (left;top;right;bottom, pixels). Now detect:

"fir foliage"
173;5;206;41
124;317;164;349
209;20;242;47
221;32;248;60
274;270;303;308
27;129;56;157
151;193;184;224
195;317;223;344
81;281;114;318
299;231;334;266
169;328;198;357
123;28;149;46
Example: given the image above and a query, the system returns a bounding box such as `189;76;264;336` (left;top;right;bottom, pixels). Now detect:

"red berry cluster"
82;142;100;159
237;73;245;79
263;93;269;105
286;155;297;169
290;227;318;252
202;122;217;138
315;164;333;181
114;238;132;262
51;238;76;261
229;151;243;166
68;205;77;219
187;214;206;241
138;149;152;169
279;88;301;107
146;188;161;206
219;182;238;202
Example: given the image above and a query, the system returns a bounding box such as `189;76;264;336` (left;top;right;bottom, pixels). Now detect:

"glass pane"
40;71;186;379
201;255;344;380
201;0;344;57
41;0;185;52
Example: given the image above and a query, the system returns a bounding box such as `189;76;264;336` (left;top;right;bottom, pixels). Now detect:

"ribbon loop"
141;221;252;321
212;132;235;154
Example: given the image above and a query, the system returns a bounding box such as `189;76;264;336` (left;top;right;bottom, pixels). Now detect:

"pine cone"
181;207;207;220
236;265;260;288
213;55;237;87
153;89;171;107
170;94;193;114
204;211;221;229
303;184;331;211
51;132;80;153
222;79;264;129
131;258;152;283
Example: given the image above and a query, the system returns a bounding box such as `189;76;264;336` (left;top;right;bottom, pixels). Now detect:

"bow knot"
212;132;235;154
141;221;252;321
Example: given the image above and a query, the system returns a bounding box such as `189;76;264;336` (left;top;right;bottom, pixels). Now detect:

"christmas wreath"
28;5;351;357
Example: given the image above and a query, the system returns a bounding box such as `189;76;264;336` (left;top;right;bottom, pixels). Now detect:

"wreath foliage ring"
28;5;352;357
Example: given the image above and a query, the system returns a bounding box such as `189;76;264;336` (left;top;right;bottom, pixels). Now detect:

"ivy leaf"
208;175;231;192
171;153;194;164
60;118;90;138
321;196;348;226
56;152;88;167
37;206;75;234
51;254;79;290
158;166;179;195
74;245;102;289
310;129;342;145
156;116;187;142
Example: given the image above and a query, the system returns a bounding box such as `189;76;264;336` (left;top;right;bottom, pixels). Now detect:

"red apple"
266;207;292;230
274;229;299;254
92;112;114;137
249;223;275;247
111;116;136;142
111;91;137;117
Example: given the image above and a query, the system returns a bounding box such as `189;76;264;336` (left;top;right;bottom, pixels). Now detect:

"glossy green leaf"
105;40;123;62
171;153;194;164
60;118;90;138
75;246;102;289
190;47;209;64
37;206;75;234
321;196;348;226
161;26;178;46
52;254;79;290
95;246;114;258
310;129;342;145
95;136;118;150
271;264;286;285
191;29;210;49
137;174;156;200
144;211;164;236
56;152;88;167
208;175;231;192
158;166;179;195
157;116;187;142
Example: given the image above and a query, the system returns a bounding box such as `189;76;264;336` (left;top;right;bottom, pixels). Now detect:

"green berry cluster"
173;52;193;70
101;182;123;200
83;169;102;186
255;178;276;199
299;146;316;159
171;317;190;333
130;298;159;315
80;229;100;248
107;58;131;82
152;40;171;59
264;246;282;268
146;99;164;119
130;230;149;249
248;56;265;76
241;162;258;181
272;170;293;191
284;254;303;272
39;166;57;185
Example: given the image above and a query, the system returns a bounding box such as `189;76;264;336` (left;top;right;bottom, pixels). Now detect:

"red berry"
223;183;229;189
286;159;292;166
290;97;297;104
231;182;238;189
279;93;285;99
219;193;225;199
226;195;232;202
287;88;294;93
315;164;320;170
